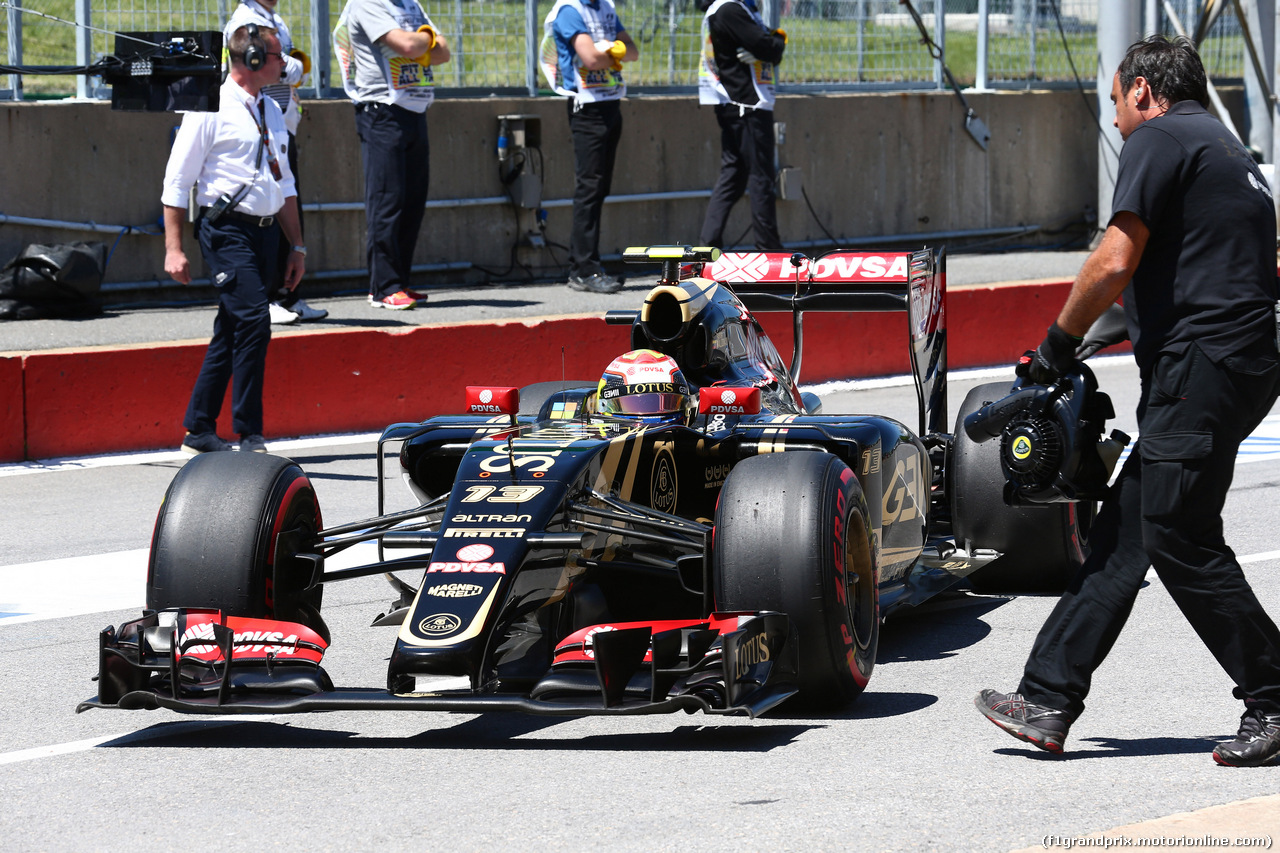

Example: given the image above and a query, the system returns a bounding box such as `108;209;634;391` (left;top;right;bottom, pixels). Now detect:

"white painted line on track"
0;549;148;625
0;717;278;766
0;432;381;478
0;541;385;626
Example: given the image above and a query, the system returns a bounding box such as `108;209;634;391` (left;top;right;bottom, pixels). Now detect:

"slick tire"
713;451;878;710
951;381;1092;593
147;452;328;640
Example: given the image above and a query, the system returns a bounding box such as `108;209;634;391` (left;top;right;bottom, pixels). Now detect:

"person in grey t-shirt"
334;0;449;309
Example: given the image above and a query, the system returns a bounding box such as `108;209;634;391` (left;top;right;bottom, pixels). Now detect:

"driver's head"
596;349;694;426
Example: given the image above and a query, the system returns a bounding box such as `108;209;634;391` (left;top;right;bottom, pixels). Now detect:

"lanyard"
244;99;283;182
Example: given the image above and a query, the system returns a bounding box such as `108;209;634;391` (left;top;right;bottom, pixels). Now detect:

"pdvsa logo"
427;543;507;574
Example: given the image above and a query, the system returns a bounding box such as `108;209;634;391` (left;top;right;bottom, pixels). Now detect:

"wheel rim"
845;510;877;651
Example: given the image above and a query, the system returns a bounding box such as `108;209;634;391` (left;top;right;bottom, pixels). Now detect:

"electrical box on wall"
497;113;543;209
773;120;801;201
777;166;803;201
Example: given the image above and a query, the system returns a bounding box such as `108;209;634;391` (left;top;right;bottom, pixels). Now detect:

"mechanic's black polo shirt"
1111;100;1277;372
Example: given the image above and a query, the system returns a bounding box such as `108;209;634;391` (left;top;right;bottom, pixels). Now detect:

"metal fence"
0;0;1252;100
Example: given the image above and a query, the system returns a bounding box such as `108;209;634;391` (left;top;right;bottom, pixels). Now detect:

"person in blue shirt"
541;0;638;294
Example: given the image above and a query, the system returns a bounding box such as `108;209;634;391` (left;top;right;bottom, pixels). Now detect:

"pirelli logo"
443;527;526;538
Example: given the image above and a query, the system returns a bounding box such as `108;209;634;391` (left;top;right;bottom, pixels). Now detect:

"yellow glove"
289;48;311;76
605;39;627;62
417;24;437;52
775;27;788;44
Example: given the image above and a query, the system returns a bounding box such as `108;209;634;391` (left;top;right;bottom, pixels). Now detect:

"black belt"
201;207;276;227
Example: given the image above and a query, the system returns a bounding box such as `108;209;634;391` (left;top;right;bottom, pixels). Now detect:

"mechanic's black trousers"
356;102;429;300
1019;340;1280;718
185;215;277;438
567;99;621;279
700;104;782;253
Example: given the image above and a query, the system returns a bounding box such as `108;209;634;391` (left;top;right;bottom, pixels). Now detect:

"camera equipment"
99;31;222;112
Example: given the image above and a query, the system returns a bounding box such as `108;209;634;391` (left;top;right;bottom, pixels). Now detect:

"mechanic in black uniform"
975;36;1280;767
697;0;786;252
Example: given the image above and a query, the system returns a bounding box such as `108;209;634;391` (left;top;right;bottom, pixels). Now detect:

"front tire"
147;452;327;639
951;381;1092;592
713;452;878;709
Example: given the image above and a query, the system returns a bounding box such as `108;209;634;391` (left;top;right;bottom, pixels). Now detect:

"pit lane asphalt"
2;358;1279;850
0;250;1091;353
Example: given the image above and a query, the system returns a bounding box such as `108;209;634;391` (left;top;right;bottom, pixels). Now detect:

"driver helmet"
596;349;695;426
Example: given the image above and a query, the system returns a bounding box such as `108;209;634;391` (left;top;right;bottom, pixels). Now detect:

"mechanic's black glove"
1017;322;1081;384
1075;303;1129;360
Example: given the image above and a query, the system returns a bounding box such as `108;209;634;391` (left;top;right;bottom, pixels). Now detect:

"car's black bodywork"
80;246;1109;719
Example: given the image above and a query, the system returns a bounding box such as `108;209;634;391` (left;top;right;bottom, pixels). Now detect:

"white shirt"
224;1;305;134
160;76;296;216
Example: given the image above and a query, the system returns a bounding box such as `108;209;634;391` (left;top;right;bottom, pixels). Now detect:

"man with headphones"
161;23;304;456
224;0;326;324
334;0;450;310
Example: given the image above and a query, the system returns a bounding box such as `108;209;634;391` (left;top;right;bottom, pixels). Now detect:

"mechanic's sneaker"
568;273;622;294
975;689;1073;754
404;288;429;304
1213;707;1280;767
268;302;300;325
238;434;268;453
369;291;417;310
289;297;329;321
180;432;232;455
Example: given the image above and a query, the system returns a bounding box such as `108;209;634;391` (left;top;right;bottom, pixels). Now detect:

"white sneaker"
290;298;329;322
269;302;300;325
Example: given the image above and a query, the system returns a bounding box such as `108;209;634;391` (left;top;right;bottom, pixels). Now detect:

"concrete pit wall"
0;89;1099;288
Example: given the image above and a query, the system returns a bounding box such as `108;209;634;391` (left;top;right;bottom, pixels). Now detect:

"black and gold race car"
80;246;1119;719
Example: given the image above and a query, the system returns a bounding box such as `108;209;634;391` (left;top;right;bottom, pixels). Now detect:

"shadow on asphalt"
994;734;1224;761
877;591;1010;664
101;717;817;753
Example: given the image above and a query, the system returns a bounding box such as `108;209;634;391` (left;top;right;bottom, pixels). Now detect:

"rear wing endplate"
705;249;948;437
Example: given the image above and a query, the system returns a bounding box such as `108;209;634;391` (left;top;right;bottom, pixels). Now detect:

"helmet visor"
604;392;688;417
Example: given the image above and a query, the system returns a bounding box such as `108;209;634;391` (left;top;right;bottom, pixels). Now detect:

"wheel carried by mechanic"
713;451;878;709
951;381;1094;592
147;452;328;640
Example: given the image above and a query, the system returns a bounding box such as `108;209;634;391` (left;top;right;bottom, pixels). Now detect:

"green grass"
4;3;1246;98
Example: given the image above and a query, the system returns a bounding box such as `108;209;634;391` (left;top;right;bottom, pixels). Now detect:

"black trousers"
699;103;782;252
1019;340;1280;717
184;215;276;438
567;99;622;279
356;102;429;300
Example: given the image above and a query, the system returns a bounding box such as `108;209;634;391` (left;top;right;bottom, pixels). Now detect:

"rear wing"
706;249;948;437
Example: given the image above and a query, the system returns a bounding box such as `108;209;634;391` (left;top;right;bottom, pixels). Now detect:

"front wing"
78;610;799;719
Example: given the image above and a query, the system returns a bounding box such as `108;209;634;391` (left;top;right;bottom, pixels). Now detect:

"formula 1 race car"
79;246;1123;719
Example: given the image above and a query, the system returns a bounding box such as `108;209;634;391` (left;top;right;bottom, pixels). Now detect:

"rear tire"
952;382;1092;592
713;452;878;709
147;452;327;639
